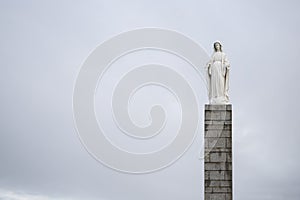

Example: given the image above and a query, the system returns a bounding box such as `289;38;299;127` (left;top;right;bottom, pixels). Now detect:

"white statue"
206;41;230;104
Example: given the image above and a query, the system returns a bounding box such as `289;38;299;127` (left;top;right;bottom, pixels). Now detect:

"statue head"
213;41;222;52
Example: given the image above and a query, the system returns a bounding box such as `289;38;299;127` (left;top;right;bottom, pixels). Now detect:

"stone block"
212;187;232;193
209;171;225;180
205;170;232;181
206;152;232;162
210;152;227;162
204;163;232;171
205;138;227;148
227;153;232;162
226;193;232;200
205;187;213;193
205;171;210;180
205;123;232;130
205;193;226;200
220;180;232;187
204;154;210;162
205;111;232;121
226;138;232;148
224;170;232;180
205;180;232;187
205;130;232;138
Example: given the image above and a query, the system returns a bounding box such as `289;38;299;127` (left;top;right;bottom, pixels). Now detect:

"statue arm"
205;60;212;101
207;63;211;75
224;53;230;101
222;53;230;76
206;56;213;75
224;53;230;70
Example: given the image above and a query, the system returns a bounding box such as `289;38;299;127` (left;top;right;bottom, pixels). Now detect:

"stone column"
204;104;232;200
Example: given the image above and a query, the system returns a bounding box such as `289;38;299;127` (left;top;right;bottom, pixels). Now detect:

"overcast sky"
1;0;300;200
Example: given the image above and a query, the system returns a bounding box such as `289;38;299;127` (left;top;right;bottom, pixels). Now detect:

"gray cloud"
0;0;300;199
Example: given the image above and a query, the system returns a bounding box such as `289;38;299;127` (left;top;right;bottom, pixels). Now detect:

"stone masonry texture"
204;104;232;200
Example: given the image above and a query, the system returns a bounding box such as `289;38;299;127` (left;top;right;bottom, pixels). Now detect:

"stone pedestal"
204;104;232;200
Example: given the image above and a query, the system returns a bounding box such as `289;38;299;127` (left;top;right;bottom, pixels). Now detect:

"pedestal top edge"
205;104;232;110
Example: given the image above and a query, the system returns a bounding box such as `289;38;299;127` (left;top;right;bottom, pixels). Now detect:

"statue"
206;41;230;104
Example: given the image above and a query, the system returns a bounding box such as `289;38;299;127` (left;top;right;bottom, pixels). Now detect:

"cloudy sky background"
1;0;300;199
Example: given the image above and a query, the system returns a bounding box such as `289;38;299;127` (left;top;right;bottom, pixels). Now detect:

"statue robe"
206;51;230;104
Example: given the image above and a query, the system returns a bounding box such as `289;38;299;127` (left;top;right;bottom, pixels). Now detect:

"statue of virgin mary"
206;41;230;104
